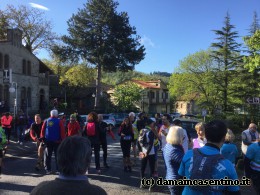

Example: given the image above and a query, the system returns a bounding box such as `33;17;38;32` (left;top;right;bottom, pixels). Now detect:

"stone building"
0;28;50;115
107;79;170;113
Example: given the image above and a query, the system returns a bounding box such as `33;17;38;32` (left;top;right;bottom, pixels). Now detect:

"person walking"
129;112;138;165
0;120;7;178
241;123;259;156
178;120;240;194
244;139;260;195
164;126;184;195
98;114;115;168
138;118;156;191
193;122;207;149
15;110;27;145
84;112;101;173
118;117;134;172
40;109;66;174
30;114;44;171
220;129;239;166
30;136;107;195
1;112;13;144
66;114;81;137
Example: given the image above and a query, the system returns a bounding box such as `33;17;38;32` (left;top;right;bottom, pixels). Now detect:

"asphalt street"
0;134;168;195
0;133;256;195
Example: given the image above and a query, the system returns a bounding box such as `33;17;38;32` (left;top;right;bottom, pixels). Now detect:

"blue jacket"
220;142;239;164
163;143;184;180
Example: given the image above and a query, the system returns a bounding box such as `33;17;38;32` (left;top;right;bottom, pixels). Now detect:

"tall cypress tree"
211;12;241;113
52;0;145;110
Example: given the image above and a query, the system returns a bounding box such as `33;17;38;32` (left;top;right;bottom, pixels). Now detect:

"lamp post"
9;82;18;118
92;93;96;110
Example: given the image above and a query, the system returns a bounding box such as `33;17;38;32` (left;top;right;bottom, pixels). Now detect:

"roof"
131;79;167;90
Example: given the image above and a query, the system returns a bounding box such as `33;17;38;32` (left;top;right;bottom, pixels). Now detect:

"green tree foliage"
2;5;57;53
59;64;95;87
0;10;9;40
211;12;242;112
52;0;145;109
243;30;260;72
168;50;220;114
113;82;142;111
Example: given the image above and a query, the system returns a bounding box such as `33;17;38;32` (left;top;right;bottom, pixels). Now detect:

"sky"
1;0;260;74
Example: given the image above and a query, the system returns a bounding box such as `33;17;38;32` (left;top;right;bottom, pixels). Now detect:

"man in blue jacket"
178;120;240;195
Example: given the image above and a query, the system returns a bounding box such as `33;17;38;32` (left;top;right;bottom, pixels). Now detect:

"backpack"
190;148;224;192
138;128;149;148
86;122;96;136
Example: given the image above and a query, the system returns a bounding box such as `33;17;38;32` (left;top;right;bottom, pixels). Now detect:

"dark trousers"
120;140;131;158
92;143;100;169
101;141;107;165
44;141;59;172
4;127;11;142
140;154;155;178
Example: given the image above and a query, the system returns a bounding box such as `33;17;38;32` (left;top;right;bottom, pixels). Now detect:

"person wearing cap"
138;118;156;191
66;114;81;137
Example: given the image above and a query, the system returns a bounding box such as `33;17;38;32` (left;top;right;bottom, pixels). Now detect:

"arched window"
3;85;9;106
0;53;3;69
21;87;26;111
22;59;26;74
4;54;9;69
27;61;31;75
27;87;31;107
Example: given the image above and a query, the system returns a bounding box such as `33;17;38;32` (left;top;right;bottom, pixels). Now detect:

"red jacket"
67;121;80;136
1;115;13;128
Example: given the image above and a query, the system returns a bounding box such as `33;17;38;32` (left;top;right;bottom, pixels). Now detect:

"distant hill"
102;70;171;86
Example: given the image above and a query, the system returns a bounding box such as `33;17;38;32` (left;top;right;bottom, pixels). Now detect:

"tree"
52;0;145;110
59;64;95;87
0;10;9;40
113;82;142;111
211;12;242;112
243;30;260;72
2;4;57;53
168;50;220;114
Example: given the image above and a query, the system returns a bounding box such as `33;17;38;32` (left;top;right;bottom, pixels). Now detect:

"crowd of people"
0;110;259;195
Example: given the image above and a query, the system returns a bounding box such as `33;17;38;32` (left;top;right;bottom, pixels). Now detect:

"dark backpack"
86;122;96;136
138;128;149;148
190;148;224;192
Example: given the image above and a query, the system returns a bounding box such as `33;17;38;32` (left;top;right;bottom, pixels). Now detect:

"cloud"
29;3;49;11
140;35;155;48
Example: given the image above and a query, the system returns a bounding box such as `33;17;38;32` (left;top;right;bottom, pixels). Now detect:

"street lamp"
92;93;96;110
9;82;18;118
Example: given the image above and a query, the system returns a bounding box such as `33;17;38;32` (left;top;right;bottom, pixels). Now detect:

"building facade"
0;29;50;115
108;79;170;113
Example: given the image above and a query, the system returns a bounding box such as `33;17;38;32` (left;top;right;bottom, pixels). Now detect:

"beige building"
0;29;50;115
108;79;170;113
174;93;199;115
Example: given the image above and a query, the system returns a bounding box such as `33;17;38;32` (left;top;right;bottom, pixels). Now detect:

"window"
22;60;26;74
165;92;168;99
27;87;31;107
4;54;9;69
150;91;155;99
27;61;31;75
21;87;26;110
180;104;183;108
0;53;3;69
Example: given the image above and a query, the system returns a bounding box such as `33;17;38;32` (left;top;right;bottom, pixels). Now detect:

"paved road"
0;135;257;195
0;135;168;195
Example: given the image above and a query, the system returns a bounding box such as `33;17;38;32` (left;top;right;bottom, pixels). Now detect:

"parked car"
110;113;128;127
102;114;116;128
80;115;88;126
173;117;200;139
170;112;181;119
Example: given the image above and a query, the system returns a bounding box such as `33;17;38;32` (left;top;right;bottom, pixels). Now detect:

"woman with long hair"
118;117;134;172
